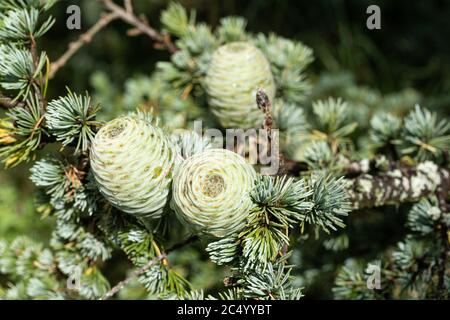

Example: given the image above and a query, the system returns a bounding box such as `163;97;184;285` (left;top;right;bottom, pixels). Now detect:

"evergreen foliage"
0;0;448;300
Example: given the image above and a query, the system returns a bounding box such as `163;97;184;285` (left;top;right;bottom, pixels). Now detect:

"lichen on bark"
347;161;450;209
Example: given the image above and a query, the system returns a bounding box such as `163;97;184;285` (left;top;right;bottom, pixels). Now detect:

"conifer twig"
49;12;119;79
0;93;24;109
347;162;450;209
100;254;167;300
124;0;133;13
30;36;47;112
101;0;177;53
285;155;450;209
166;235;199;252
100;235;198;300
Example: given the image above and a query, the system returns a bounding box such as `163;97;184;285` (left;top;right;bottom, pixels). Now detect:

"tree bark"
346;161;450;209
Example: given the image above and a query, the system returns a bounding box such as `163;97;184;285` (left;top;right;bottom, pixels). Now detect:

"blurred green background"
42;0;450;104
1;0;449;298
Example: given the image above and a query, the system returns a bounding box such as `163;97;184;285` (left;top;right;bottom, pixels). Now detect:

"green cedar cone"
90;114;174;220
205;42;276;129
171;148;257;238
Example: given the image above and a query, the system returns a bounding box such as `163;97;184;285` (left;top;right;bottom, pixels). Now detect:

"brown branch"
49;0;177;79
346;161;450;209
30;35;47;112
285;156;449;209
0;93;24;109
166;235;199;252
99;235;198;300
49;12;118;79
124;0;133;13
100;253;166;300
101;0;177;53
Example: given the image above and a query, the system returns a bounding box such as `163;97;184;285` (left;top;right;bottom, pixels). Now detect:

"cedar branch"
99;235;198;300
99;254;166;300
346;161;450;209
0;93;24;109
49;12;119;79
101;0;177;53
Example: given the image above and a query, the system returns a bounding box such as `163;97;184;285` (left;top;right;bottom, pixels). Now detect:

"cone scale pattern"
205;42;276;129
90;114;174;219
171;148;257;238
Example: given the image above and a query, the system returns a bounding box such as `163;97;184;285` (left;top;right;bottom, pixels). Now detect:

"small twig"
49;0;177;78
49;12;118;79
124;0;133;13
30;35;47;112
166;235;199;252
0;92;24;109
100;254;166;300
101;0;177;53
30;35;39;69
100;235;198;300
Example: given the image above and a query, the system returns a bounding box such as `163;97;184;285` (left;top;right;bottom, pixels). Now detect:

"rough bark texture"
346;161;450;209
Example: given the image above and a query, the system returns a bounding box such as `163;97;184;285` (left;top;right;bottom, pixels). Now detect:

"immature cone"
205;41;276;129
90;114;174;219
171;148;257;238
